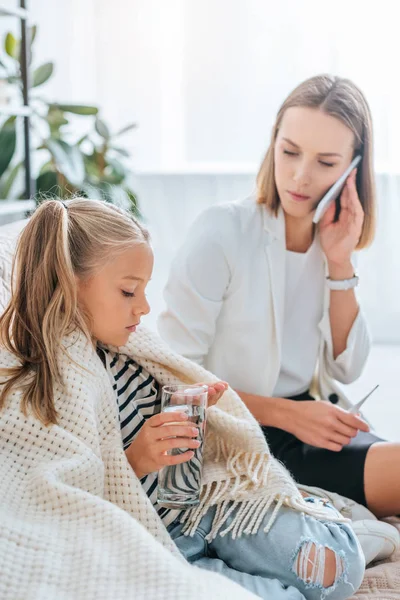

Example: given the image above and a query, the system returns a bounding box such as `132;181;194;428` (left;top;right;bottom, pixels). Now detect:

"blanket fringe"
180;435;349;541
180;488;288;541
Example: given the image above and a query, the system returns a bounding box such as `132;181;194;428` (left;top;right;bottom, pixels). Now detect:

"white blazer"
158;196;372;409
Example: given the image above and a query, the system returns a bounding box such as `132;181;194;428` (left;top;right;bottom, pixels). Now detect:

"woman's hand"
319;169;364;267
287;400;370;452
125;411;201;479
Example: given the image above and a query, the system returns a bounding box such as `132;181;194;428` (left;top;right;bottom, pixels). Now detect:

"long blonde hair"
0;198;149;426
256;74;376;248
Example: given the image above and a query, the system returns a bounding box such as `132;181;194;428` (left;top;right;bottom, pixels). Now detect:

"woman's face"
77;242;153;347
274;106;356;221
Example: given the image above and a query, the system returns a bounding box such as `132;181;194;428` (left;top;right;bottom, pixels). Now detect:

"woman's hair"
256;74;376;248
0;198;149;426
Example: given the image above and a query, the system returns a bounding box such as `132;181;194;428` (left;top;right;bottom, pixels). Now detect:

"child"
0;199;364;600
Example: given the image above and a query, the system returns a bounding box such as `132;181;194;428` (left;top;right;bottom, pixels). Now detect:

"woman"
158;75;400;520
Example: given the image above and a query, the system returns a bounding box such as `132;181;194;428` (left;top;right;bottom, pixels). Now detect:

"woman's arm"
237;389;370;452
327;259;359;359
158;205;238;365
319;168;371;381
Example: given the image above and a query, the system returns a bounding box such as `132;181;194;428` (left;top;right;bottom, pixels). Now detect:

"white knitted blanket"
0;321;340;599
0;327;252;600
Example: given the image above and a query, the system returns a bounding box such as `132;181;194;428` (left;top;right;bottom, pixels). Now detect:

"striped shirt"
97;346;182;527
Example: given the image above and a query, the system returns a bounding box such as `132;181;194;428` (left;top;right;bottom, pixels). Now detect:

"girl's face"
77;242;153;347
274;106;356;221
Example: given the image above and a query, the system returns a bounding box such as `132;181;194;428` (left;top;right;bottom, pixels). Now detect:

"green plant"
0;26;139;216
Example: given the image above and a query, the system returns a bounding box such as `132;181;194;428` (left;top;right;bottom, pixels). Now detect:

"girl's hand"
319;168;364;267
288;400;370;452
201;380;228;407
125;411;200;479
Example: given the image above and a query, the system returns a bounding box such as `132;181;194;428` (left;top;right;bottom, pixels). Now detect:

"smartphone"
313;155;362;224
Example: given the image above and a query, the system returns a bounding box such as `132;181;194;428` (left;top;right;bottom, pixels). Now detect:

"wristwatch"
326;274;359;291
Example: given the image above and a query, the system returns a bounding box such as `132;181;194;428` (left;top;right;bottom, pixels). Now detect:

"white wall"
91;0;400;173
20;0;400;173
29;0;98;104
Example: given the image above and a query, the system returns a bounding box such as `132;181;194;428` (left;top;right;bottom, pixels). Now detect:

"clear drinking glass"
157;384;208;509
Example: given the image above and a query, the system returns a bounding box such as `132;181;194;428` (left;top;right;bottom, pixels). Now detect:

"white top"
273;240;325;397
158;197;371;406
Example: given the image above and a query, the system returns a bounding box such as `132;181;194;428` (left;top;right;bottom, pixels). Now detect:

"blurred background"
0;0;399;437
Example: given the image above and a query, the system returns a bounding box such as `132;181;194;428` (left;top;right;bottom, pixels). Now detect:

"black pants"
262;391;384;506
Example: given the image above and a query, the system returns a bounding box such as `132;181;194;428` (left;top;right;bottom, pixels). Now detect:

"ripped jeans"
167;498;365;600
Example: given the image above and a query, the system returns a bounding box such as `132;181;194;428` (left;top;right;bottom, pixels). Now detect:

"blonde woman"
159;75;398;520
0;199;364;600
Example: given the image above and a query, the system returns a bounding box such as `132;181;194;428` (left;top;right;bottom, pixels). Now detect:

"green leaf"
95;117;110;140
46;107;69;137
39;160;53;174
114;123;136;137
77;134;88;146
83;160;101;183
29;25;37;47
27;25;37;65
5;32;19;60
45;139;85;187
0;117;16;178
111;146;130;158
32;62;54;87
52;103;98;116
7;75;20;85
36;169;59;197
104;156;127;185
0;161;22;198
46;107;68;124
125;188;141;218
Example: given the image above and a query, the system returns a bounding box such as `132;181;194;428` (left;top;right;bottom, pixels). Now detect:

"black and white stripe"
97;346;182;527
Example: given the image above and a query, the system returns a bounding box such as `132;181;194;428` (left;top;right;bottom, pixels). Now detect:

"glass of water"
157;384;208;509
